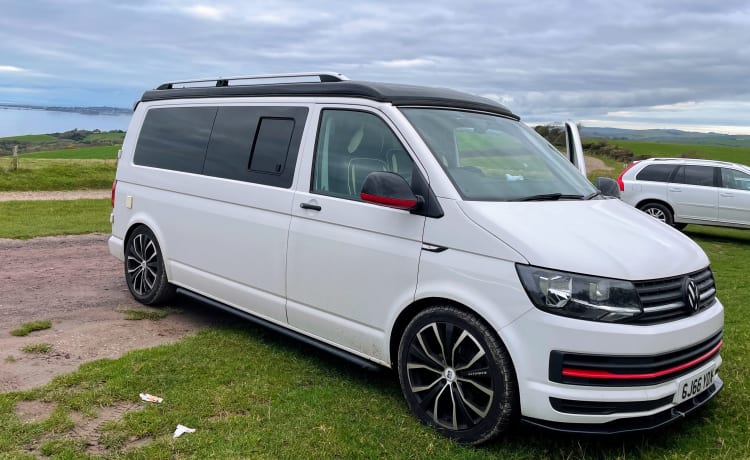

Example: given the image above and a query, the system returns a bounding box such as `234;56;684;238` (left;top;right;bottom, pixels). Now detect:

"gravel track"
0;189;111;202
0;233;231;393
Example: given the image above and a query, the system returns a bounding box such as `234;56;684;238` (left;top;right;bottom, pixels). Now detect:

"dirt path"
585;156;613;172
0;189;111;202
0;234;234;393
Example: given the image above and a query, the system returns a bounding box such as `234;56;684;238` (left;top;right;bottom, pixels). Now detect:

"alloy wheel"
645;207;666;222
126;233;159;296
405;322;494;431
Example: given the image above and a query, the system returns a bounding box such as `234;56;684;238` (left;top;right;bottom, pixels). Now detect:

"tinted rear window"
635;164;676;182
673;165;715;186
202;106;307;187
249;118;295;174
135;105;308;188
134;107;217;173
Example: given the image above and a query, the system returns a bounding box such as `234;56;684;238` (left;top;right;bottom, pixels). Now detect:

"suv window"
672;165;715;187
312;109;414;200
635;164;677;182
721;168;750;191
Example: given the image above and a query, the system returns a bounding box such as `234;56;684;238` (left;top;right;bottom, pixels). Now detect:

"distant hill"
581;127;750;148
0;129;125;156
0;103;131;116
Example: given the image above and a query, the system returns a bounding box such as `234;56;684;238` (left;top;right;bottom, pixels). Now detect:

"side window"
312;110;414;200
721;168;750;191
673;165;714;186
134;107;217;173
635;164;676;182
202;106;308;188
249;118;295;174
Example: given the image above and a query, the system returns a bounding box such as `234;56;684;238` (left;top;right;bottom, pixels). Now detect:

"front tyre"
124;226;175;305
639;202;675;226
397;305;518;445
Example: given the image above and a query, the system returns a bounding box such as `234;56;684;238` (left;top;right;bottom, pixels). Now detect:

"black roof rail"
156;71;349;90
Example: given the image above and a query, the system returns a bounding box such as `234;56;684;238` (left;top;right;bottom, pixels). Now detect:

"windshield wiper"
518;193;584;201
584;191;602;200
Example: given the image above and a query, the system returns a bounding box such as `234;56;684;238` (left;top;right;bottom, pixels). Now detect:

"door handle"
668;188;682;192
720;193;733;197
300;202;322;211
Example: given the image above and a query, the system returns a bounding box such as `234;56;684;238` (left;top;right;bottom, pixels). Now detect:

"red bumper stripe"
562;340;723;380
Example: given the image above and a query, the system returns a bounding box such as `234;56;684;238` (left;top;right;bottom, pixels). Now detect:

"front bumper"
500;297;724;427
521;376;723;434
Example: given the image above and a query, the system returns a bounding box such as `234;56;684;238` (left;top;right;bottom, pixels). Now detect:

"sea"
0;107;132;137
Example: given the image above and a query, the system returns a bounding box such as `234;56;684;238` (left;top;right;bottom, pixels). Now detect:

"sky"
1;0;749;134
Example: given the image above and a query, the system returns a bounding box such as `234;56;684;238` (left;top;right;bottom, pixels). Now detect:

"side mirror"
595;177;621;198
361;172;421;211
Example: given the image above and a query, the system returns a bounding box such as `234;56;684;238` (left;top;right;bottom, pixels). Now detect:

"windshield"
400;108;597;201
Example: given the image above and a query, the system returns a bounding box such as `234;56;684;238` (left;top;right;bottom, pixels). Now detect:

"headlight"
516;265;642;322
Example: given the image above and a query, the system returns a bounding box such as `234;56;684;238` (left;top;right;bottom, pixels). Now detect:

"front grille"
549;330;722;387
631;267;717;324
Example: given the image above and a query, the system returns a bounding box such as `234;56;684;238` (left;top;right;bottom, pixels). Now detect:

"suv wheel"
397;305;518;445
124;226;175;305
639;202;676;226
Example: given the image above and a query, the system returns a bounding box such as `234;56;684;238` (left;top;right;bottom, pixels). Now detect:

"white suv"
110;72;723;444
619;158;750;230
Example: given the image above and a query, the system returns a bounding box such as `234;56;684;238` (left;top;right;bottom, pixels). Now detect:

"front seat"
346;124;388;196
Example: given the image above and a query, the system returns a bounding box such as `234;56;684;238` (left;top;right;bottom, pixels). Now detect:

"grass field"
0;130;125;156
22;145;119;160
0;158;115;191
607;140;750;166
0;134;58;143
83;132;125;143
0;199;110;238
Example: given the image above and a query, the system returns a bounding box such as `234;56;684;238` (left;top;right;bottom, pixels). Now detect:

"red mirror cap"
361;192;417;210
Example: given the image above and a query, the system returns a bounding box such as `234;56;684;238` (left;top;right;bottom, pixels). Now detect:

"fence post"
10;145;18;171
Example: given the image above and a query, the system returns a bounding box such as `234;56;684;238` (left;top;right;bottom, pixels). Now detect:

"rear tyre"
638;202;676;227
124;226;175;305
397;305;518;445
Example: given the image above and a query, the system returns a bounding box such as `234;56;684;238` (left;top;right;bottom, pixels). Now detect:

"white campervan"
110;72;723;444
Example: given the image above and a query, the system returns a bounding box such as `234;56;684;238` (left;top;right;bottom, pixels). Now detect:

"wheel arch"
392;298;521;443
389;297;514;370
636;198;674;216
123;219;172;280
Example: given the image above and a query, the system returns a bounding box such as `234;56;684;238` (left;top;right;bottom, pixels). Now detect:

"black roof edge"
139;80;519;120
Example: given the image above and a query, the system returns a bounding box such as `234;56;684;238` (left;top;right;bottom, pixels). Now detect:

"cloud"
650;102;701;112
0;65;25;72
182;5;225;21
0;0;748;133
482;93;515;106
0;87;42;94
375;58;435;68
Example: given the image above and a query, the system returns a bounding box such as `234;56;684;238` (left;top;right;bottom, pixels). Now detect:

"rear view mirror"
360;172;422;211
595;177;621;198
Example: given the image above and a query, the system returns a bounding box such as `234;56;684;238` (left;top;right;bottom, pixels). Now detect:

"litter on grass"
173;424;196;438
139;393;163;403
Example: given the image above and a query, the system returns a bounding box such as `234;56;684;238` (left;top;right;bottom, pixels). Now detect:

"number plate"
674;362;716;404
